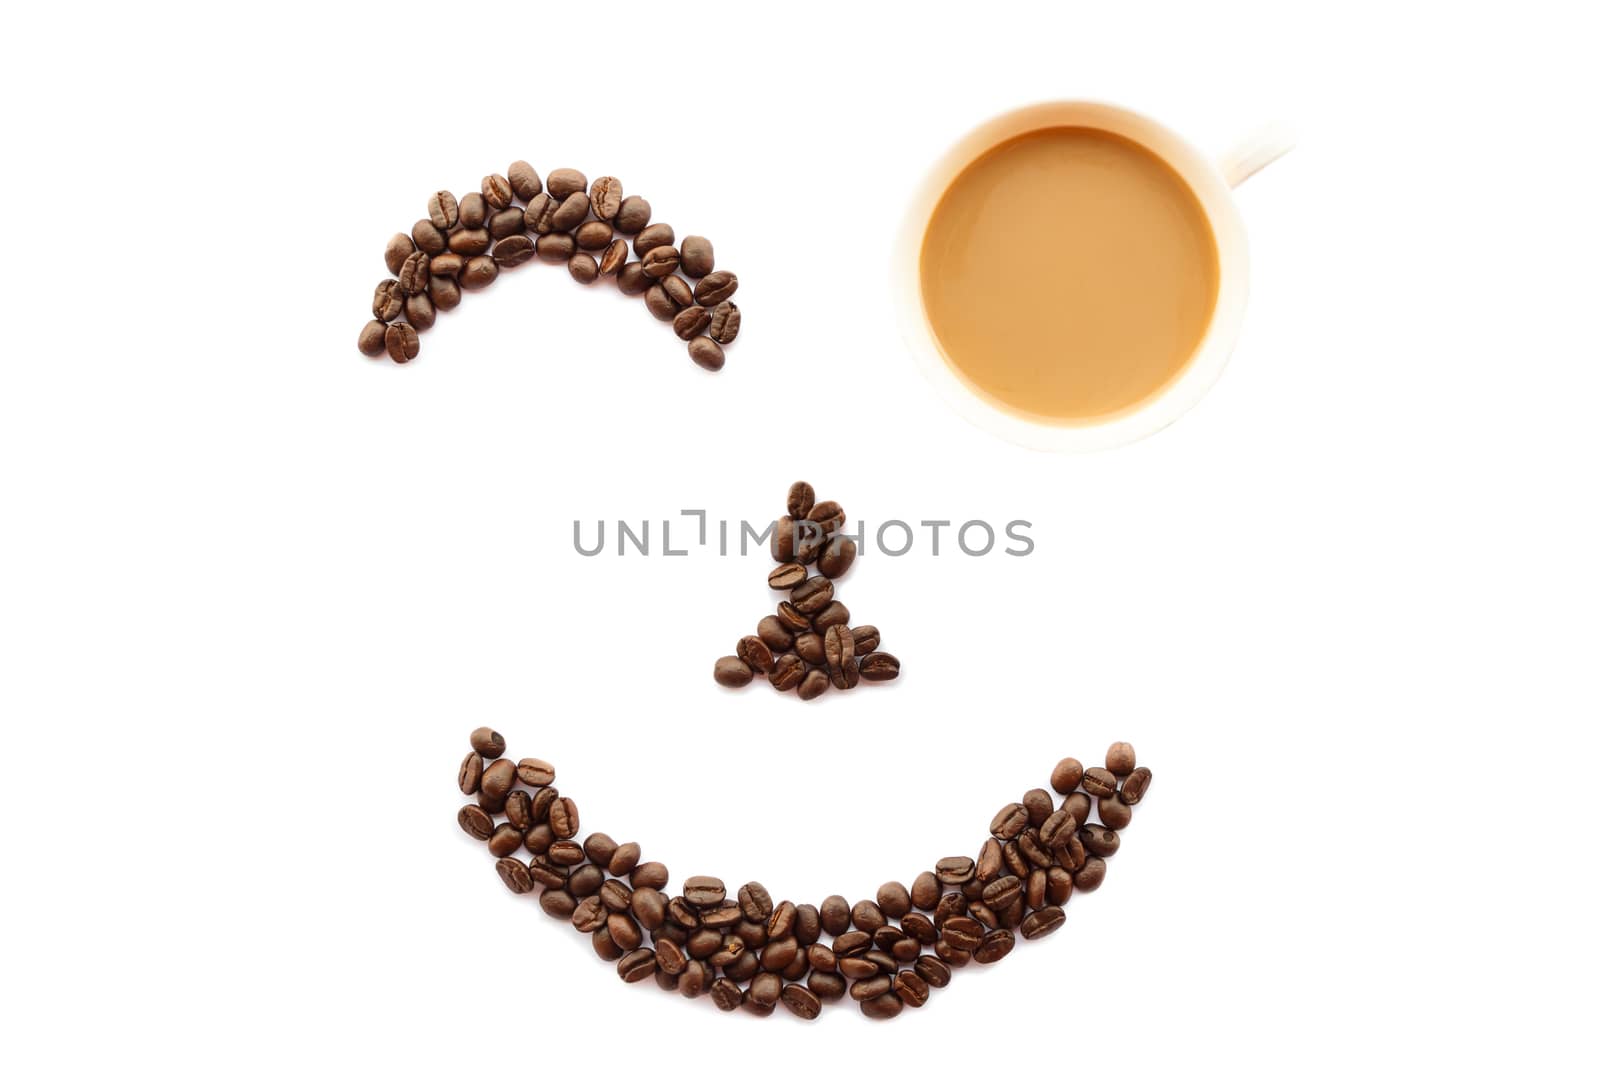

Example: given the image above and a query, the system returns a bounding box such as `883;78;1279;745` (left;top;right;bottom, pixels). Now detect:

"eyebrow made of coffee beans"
459;728;1150;1020
359;163;740;372
714;481;897;698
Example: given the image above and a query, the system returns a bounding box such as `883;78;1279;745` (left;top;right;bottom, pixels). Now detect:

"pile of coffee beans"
458;727;1151;1019
358;163;741;371
713;481;898;698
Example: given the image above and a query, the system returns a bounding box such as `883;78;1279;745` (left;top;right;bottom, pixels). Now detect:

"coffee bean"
1040;808;1077;850
488;206;526;240
1121;766;1153;803
429;253;463;278
812;601;850;632
770;517;797;563
373;279;404;321
850;899;886;932
682;875;725;908
727;882;770;924
669;896;701;930
793;631;825;665
1082;767;1118;798
859;652;900;681
701;902;743;927
1063;792;1093;827
694;270;738;305
644;284;679;321
679;234;714;278
679;959;711;998
427;190;459;229
546;168;586;199
694;302;741;349
503;790;534;830
982;875;1022;910
760;936;799;972
785;481;815;519
849;974;893;1002
1049;758;1088;793
725;949;761;982
735;635;775;674
614;195;651;233
570;863;605;897
1099;794;1132;830
973;929;1015;964
754;615;793;654
527;786;558;822
571;896;607;933
806;500;845;534
1098;740;1135;777
687;336;724;371
615;848;649;882
820;895;851;936
777;983;820;1020
823;623;855;676
1018;828;1053;869
460;256;498;290
458;192;487;229
815;536;856;579
358;320;388;356
833;931;871;958
549;796;579;839
514;757;554;787
654;275;690;309
633;223;674;257
578;833;617;869
875;881;911;920
596;880;631;913
567;254;598;284
477;790;504;815
1074;855;1107;891
427;274;461;311
502;160;540;202
935;856;974;884
492;234;536;268
672;304;712;339
700;976;739;1012
481;174;513;210
412;218;447;255
792;576;834;615
934;939;970;967
449;227;492;256
1080;823;1121;857
991;802;1029;839
1058;832;1087;871
574;220;613;250
468;727;505;759
403;292;435;331
608;911;643;951
1025;871;1049;913
861;992;903;1020
487;858;531;898
617;262;651;295
940;915;983;952
551;192;590;231
1023;787;1054;828
598;239;629;276
487;823;522;858
891;970;929;1007
641;245;680;277
523;193;558;234
384;233;415;275
457;804;493;840
789;668;824;700
617;947;656;983
762;564;804;593
714;655;753;688
536;233;575;262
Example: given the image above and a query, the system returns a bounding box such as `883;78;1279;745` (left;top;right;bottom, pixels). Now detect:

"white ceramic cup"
895;101;1292;452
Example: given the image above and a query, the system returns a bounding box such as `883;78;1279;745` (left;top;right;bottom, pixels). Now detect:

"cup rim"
895;99;1251;453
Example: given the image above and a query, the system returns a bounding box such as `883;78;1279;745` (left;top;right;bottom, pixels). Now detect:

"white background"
3;1;1596;1062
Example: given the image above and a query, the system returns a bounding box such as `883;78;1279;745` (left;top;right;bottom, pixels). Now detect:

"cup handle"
1218;120;1296;188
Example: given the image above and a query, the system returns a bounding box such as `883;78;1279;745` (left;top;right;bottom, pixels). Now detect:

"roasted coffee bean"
672;304;712;339
734;635;775;674
523;193;559;233
404;292;435;331
633;223;675;256
912;956;951;989
893;970;930;1007
527;858;566;889
793;631;825;665
526;787;557;822
478;758;515;800
1082;767;1118;798
934;940;971;967
806;500;845;535
849;974;893;1002
683;875;725;908
650;937;686;977
427;274;461;311
823;623;855;674
982;875;1022;910
765;899;797;940
620;883;662;927
580;833;618;869
428;252;464;278
771;517;797;563
522;822;554;855
1018;905;1066;941
936;857;975;884
514;758;555;787
574;220;613;250
756;615;794;653
767;653;804;691
449;228;492;256
617;947;656;983
679;959;710;998
838;956;878;981
797;668;830;701
713;655;753;688
426;190;459;230
1063;791;1093;827
641;244;680;277
830;656;860;690
412;218;447;255
679;234;714;278
806;944;837;973
489;206;526;239
710;937;746;968
710;977;743;1011
1045;865;1074;905
809;971;846;1001
786;481;815;519
579;174;620;218
973;929;1015;964
1058;832;1087;871
653;276;689;310
1099;794;1133;830
820;895;851;936
1106;741;1137;777
476;791;504;815
597;880;632;913
480;174;512;210
859;652;899;681
940;916;983;952
694;270;738;305
898;873;935;913
492;234;536;268
617;262;651;295
469;727;505;758
968;841;998;884
794;904;821;945
568;254;599;284
1080;823;1121;857
551;192;590;231
357;319;388;356
599;238;629;276
792;576;834;615
548;840;585;867
570;863;605;897
698;301;742;347
861;993;903;1020
991;802;1029;839
833;930;871;957
761;937;798;972
816;536;856;579
457;804;494;840
544;168;585;199
1018;828;1053;869
540;889;578;920
458;192;487;229
536;233;575;262
373;279;405;322
459;255;498;290
614;195;651;233
739;970;778;1008
384;232;415;276
1050;758;1084;794
502;790;533;830
725;949;761;982
493;856;533;895
812;601;850;632
549;796;579;839
506;160;541;202
1023;788;1055;828
607;911;643;951
780;983;821;1020
701;902;743;928
902;914;937;946
679;921;714;952
571;896;607;933
1122;766;1153;804
631;859;667;888
1074;855;1107;891
1040;808;1078;850
762;564;806;595
850;899;886;933
644;284;679;321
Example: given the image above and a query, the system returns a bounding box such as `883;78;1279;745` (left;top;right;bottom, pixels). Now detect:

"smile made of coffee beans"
459;729;1151;1020
359;164;740;371
714;481;899;698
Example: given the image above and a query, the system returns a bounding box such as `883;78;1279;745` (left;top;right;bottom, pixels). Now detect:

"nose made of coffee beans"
460;729;1150;1019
